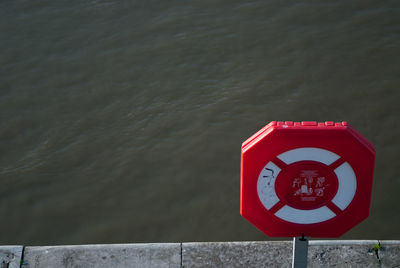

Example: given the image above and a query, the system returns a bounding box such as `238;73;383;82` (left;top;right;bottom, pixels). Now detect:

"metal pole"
292;235;309;268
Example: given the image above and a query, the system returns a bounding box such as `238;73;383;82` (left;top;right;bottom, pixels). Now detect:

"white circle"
257;147;357;224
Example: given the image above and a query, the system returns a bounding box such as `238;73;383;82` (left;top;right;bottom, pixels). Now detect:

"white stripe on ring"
332;162;357;210
257;161;281;209
277;147;340;165
275;205;336;224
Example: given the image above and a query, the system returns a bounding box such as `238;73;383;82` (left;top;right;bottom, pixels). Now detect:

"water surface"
1;0;399;244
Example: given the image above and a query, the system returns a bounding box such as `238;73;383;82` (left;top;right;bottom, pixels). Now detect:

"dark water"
1;0;399;245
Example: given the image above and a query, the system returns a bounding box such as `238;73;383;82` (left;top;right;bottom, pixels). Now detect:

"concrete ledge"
0;246;23;268
22;243;181;268
182;241;292;267
308;240;400;267
182;241;400;267
309;240;379;268
5;240;400;268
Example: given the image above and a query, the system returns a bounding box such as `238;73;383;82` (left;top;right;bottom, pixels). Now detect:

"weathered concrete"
22;243;180;268
5;240;399;268
377;241;400;268
308;240;381;268
0;246;23;268
181;241;400;268
182;241;293;267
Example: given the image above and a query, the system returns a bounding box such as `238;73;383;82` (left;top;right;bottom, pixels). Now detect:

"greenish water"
0;0;399;245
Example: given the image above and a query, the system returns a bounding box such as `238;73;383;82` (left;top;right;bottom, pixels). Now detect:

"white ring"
257;147;357;224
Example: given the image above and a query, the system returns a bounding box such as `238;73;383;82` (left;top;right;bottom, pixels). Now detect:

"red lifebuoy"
241;121;375;237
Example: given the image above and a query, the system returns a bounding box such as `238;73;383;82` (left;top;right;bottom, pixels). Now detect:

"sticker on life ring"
257;147;357;224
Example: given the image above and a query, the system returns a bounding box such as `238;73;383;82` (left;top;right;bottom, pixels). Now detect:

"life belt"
257;147;357;224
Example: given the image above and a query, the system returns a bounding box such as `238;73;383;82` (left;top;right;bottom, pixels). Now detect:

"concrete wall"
1;240;399;268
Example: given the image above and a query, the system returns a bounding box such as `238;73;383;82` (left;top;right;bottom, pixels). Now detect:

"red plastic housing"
240;121;375;237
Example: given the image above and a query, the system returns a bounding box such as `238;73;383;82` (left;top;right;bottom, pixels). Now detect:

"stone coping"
1;240;398;267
